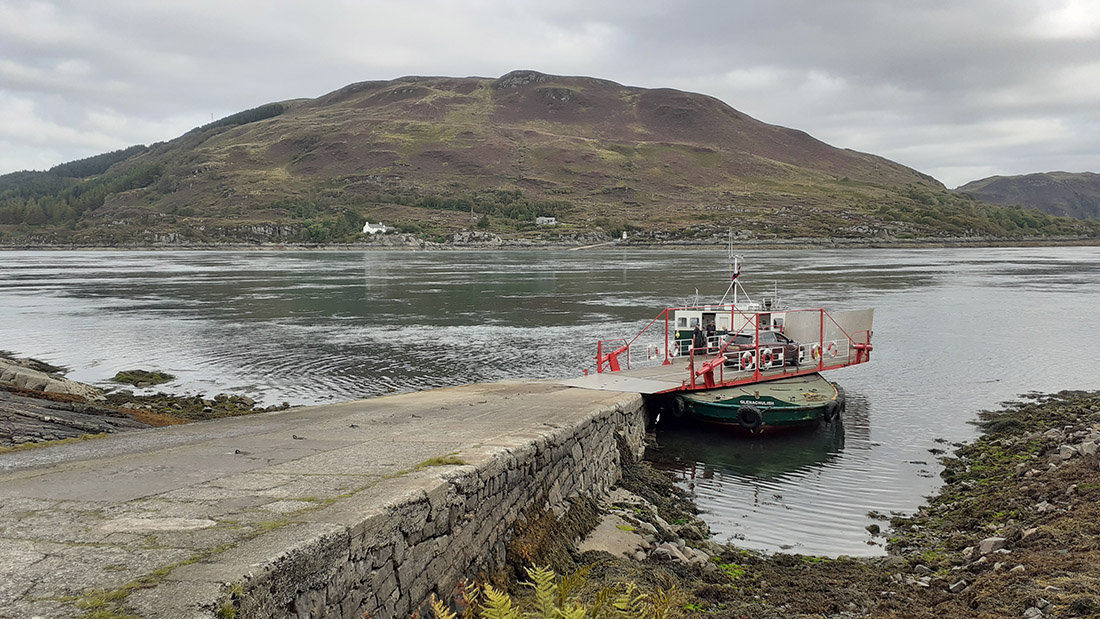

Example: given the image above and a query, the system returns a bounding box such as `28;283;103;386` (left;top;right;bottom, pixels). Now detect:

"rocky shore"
0;354;288;449
539;390;1100;618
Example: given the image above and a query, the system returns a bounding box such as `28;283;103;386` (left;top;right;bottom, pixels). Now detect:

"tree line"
0;163;162;226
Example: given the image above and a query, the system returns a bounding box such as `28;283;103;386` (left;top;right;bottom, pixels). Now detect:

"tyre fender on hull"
823;382;846;423
673;396;687;418
737;404;763;430
835;384;847;415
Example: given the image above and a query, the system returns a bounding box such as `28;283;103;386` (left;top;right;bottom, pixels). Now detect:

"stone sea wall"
223;396;647;619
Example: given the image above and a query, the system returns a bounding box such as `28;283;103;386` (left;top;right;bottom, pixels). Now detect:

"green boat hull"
675;372;842;430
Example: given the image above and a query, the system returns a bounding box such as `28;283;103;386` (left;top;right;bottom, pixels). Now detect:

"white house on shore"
535;216;558;225
362;222;393;234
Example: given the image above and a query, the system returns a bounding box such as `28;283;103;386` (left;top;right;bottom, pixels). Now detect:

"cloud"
0;0;1097;188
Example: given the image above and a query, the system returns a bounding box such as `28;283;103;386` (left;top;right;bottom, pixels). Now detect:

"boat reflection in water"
645;391;891;556
649;417;846;481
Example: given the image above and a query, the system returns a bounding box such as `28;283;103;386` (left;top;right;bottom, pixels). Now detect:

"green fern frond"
588;587;617;619
556;566;589;609
648;588;677;619
430;594;458;619
523;565;558;619
558;602;588;619
460;581;481;619
482;585;523;619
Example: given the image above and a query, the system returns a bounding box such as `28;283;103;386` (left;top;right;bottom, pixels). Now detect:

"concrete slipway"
0;381;645;618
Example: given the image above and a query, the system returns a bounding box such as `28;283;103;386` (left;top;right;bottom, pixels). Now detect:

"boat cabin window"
677;317;687;328
689;317;700;328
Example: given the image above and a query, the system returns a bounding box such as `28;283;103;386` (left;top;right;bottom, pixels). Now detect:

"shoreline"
1;236;1099;252
558;390;1100;618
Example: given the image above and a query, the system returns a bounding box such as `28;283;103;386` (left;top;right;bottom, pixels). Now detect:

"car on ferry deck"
721;330;802;368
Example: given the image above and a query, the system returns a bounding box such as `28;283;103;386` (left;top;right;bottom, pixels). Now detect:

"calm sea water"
3;247;1099;556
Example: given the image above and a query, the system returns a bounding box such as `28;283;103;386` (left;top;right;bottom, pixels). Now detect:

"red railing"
587;305;873;391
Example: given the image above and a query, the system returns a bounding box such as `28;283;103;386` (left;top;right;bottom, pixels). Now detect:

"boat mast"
718;230;750;307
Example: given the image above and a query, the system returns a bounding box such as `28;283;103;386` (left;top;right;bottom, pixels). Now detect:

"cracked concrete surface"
0;380;641;618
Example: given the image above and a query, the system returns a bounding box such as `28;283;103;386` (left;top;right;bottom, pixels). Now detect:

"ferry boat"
562;237;873;433
674;372;845;430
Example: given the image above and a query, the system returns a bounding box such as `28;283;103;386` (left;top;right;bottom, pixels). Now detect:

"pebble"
651;547;673;561
949;580;967;593
655;542;689;563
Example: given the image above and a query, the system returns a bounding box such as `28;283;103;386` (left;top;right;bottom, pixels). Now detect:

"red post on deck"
854;342;873;363
818;309;826;371
663;309;672;365
597;344;629;373
694;355;726;389
753;312;762;381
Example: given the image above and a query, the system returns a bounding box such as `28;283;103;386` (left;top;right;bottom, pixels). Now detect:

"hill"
1;70;1097;246
957;172;1100;220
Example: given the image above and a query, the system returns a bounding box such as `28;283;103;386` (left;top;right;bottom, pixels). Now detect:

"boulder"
978;537;1006;555
0;358;103;400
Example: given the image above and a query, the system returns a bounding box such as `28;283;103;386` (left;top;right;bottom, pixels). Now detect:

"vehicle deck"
557;355;853;395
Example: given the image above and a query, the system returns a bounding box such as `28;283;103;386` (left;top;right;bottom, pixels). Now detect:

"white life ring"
811;344;822;360
740;350;755;370
760;348;773;367
826;341;839;358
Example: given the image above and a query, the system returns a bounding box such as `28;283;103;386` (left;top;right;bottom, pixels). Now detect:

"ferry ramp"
0;381;646;619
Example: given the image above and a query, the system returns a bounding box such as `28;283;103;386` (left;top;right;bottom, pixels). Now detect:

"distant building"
535;216;558;225
362;222;393;234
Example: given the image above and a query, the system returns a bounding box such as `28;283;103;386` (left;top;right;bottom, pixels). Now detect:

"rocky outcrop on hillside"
451;229;503;246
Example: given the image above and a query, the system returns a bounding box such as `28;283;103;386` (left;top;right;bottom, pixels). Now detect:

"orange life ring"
740;350;755;370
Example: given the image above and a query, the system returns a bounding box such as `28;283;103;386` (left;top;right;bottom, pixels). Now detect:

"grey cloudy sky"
2;0;1098;188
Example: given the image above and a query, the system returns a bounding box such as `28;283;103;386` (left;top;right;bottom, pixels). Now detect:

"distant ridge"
1;70;1097;245
958;172;1100;220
